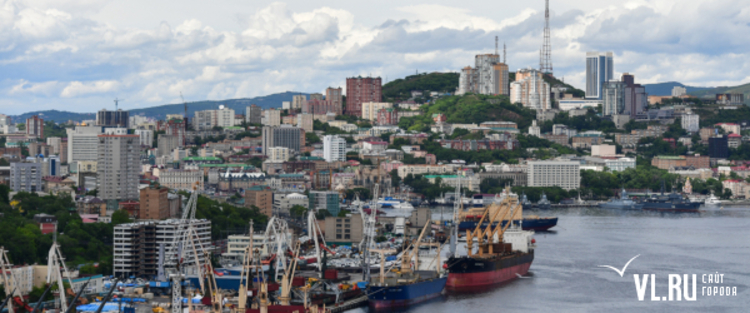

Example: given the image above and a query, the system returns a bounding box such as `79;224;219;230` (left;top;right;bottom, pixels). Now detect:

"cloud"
0;0;749;114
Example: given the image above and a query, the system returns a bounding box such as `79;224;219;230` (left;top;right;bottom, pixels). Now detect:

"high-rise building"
26;115;44;138
96;109;129;128
10;162;42;192
297;113;313;132
292;95;307;110
457;54;509;96
672;86;687;97
138;185;170;220
164;119;186;146
267;147;290;162
135;129;153;147
113;219;210;278
310;93;324;101
263;109;281;126
157;134;179;157
66;126;102;163
309;191;340;216
586;52;614;99
510;68;550;111
262;125;304;155
323;135;346;162
709;136;729;159
245;186;273;217
97;133;140;207
246;104;262;124
192;106;234;130
302;99;337;115
345;77;382;116
602;80;626;116
46;137;62;154
682;112;700;133
326;87;343;115
621;73;647;118
361;102;393;121
0;114;11;128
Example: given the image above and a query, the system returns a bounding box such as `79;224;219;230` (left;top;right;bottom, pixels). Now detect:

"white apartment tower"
323;135;346;162
66;126;103;163
510;68;550;111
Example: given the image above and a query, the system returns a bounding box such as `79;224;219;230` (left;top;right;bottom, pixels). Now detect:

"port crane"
234;222;255;313
263;216;292;281
0;247;21;313
163;182;206;313
48;227;73;311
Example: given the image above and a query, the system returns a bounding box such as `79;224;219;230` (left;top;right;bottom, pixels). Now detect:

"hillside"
541;74;585;98
398;94;536;132
12;91;309;123
383;72;459;101
643;82;710;96
688;82;750;104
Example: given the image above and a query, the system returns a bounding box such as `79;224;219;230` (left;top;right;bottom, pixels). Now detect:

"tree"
315;209;332;220
111;210;132;225
390;169;401;188
289;205;307;218
337;210;348;217
306;132;321;144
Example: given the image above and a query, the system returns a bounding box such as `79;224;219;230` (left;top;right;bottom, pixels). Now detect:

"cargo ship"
367;222;447;309
447;187;535;290
457;216;557;231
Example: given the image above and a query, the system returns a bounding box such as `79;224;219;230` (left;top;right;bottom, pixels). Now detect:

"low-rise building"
158;169;203;191
651;155;687;170
245;186;273;217
605;157;636;172
324;215;363;245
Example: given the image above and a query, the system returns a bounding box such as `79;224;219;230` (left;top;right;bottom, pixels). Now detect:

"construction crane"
0;247;21;313
180;92;188;118
114;98;125;111
163;182;203;313
307;209;327;275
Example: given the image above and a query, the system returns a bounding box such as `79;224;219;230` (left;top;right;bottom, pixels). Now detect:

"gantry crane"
0;247;21;313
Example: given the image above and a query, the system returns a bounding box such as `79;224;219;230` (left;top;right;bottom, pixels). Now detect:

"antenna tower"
495;36;498;55
503;42;506;64
114;98;124;110
541;0;553;75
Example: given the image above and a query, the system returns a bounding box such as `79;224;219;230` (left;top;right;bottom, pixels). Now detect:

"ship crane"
233;221;255;313
263;217;292;281
360;184;380;281
163;182;204;313
0;247;22;313
47;225;73;311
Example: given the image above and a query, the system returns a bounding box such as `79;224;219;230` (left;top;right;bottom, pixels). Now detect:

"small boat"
704;193;722;206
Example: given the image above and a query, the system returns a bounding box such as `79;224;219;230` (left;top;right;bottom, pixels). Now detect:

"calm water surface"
347;206;750;313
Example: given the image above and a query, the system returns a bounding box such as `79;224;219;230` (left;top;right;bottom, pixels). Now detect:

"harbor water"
348;206;750;313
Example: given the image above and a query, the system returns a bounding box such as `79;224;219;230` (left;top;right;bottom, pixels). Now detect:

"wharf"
328;295;368;313
550;203;601;208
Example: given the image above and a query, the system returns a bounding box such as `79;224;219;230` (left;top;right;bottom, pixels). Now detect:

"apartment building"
159;169;203;191
527;161;580;190
97;134;140;208
139;185;170;220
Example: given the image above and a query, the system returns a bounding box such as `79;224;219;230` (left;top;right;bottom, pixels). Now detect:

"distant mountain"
12;91;309;123
383;72;459;101
687;82;750;104
643;82;710;96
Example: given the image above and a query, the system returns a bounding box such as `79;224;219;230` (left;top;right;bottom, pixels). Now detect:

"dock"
328;296;368;313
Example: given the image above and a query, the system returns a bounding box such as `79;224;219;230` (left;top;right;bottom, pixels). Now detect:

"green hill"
688;82;750;104
398;94;536;132
541;74;585;98
383;72;459;102
12;91;308;123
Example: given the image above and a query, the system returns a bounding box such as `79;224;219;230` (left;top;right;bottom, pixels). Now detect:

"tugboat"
535;192;551;210
703;192;722;207
640;181;701;212
598;188;643;210
367;222;447;309
446;186;535;290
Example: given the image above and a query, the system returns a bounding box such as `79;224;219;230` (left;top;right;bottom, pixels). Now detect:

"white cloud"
0;0;749;114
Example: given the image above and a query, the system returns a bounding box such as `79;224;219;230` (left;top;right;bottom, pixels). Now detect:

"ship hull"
446;251;534;290
598;202;643;210
641;202;701;212
459;218;557;231
367;275;447;309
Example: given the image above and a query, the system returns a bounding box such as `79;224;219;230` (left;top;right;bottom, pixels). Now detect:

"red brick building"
376;108;398;125
345;77;382;116
302;99;337;115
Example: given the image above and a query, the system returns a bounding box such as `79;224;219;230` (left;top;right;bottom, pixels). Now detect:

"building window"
344;235;350;239
336;235;341;239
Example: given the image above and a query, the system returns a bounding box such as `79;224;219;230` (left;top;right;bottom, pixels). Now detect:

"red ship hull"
445;251;534;290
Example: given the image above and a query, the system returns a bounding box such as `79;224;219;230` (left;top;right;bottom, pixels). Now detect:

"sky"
2;0;750;114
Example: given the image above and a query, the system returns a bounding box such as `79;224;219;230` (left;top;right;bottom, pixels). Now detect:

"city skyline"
1;0;748;114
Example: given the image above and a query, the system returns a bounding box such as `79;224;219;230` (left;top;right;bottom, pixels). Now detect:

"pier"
328;295;369;313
